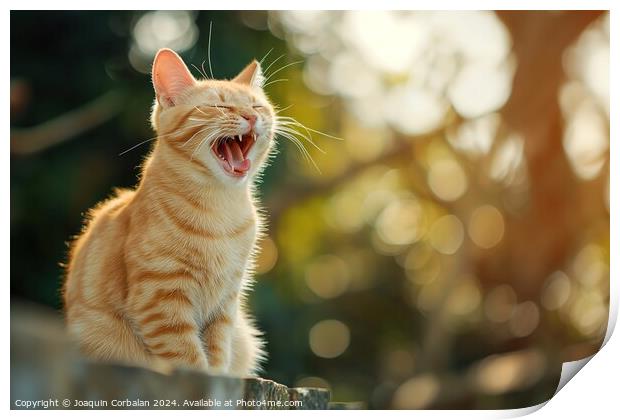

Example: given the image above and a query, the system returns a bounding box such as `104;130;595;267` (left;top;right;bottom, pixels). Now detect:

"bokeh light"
391;374;440;409
573;244;608;287
448;60;515;118
309;320;351;359
471;350;546;394
295;376;331;391
382;349;416;380
468;205;505;249
129;11;199;73
569;291;607;337
445;275;482;317
447;113;499;157
428;215;465;255
541;271;572;311
509;301;540;337
427;158;467;201
375;198;425;246
305;255;351;299
489;133;525;185
484;285;517;323
561;13;609;180
562;100;609;180
385;87;448;135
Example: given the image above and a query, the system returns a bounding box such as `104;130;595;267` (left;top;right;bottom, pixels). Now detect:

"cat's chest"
156;199;257;310
163;203;258;275
191;227;256;278
187;230;255;322
192;212;256;276
183;229;255;325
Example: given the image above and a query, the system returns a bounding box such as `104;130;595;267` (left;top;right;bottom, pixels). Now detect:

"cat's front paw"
205;364;232;377
148;357;176;375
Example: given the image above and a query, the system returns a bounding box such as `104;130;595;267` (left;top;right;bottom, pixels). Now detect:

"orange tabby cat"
63;48;276;376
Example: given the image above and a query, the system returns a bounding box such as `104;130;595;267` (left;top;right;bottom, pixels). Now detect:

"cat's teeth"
253;133;256;141
237;135;242;143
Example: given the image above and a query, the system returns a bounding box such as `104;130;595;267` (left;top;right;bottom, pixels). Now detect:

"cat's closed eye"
205;104;234;110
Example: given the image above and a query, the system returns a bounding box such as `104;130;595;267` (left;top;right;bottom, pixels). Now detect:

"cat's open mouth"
211;132;256;177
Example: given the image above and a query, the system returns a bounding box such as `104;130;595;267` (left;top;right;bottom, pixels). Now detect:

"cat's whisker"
201;60;209;80
263;60;303;83
274;104;294;114
280;134;321;173
274;129;321;173
181;124;221;148
191;63;209;80
275;117;315;143
213;104;228;117
194;105;227;119
118;123;208;156
275;124;326;154
259;48;274;65
276;121;318;146
207;21;215;79
275;116;338;153
263;78;288;88
192;131;221;161
190;135;212;161
193;106;211;117
187;117;226;128
118;137;158;156
262;54;285;78
276;116;344;141
274;130;307;160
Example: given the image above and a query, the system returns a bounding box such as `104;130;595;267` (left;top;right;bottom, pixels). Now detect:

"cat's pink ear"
233;60;264;89
152;48;196;107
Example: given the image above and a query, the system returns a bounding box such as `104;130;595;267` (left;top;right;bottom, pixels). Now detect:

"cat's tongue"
223;140;250;172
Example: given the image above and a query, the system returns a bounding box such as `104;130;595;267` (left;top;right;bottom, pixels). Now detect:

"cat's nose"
241;113;257;128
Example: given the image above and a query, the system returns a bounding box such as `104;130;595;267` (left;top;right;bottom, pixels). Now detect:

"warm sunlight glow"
275;10;513;134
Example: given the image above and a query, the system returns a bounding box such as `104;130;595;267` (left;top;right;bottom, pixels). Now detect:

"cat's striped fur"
63;49;275;376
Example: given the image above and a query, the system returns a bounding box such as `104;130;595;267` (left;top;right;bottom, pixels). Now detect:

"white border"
2;0;616;11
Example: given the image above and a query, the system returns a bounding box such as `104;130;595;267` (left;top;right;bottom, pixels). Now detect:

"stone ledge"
10;302;330;410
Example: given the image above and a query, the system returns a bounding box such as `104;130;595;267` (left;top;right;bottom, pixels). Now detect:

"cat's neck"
138;141;255;210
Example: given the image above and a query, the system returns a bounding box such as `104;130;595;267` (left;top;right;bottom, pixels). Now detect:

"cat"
63;48;276;376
